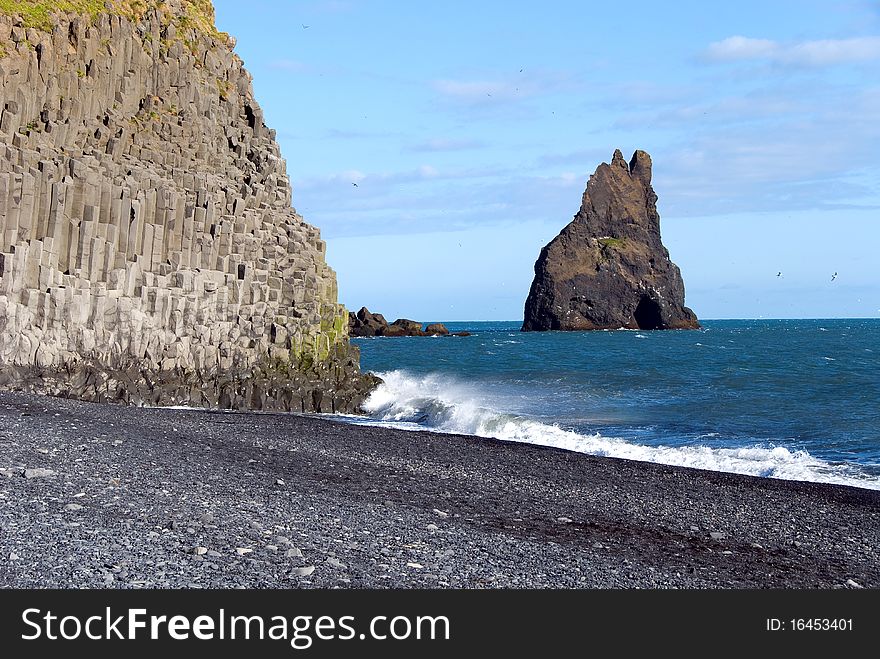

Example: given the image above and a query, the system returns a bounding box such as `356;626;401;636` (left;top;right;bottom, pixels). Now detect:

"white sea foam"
360;370;880;491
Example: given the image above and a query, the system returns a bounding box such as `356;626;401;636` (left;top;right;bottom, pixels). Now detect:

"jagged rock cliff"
522;149;699;331
0;1;376;411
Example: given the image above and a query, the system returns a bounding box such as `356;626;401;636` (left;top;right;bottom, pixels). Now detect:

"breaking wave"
356;370;880;490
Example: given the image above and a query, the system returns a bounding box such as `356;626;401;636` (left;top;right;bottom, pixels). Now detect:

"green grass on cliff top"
0;0;220;36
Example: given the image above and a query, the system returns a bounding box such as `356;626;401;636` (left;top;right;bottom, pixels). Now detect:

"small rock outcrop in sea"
0;1;377;412
522;149;699;331
348;307;467;337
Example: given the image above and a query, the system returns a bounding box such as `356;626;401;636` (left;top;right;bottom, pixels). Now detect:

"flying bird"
831;272;838;281
351;182;358;187
777;272;782;277
302;24;310;29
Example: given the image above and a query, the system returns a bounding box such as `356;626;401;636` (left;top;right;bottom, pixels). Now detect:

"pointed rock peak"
611;149;628;169
629;150;652;187
522;149;699;332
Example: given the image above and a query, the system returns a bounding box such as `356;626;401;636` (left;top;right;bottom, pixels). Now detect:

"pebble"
556;517;573;524
275;478;285;486
235;548;252;556
24;468;55;479
709;532;726;540
2;391;877;591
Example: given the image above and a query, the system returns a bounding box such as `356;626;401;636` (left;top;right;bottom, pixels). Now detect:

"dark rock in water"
347;310;463;337
522;149;699;331
424;323;449;336
379;325;408;337
392;319;425;335
349;307;389;337
451;331;472;337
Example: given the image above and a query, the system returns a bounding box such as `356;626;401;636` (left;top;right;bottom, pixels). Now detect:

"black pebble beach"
1;391;877;589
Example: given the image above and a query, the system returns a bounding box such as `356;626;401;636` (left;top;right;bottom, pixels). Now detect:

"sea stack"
0;1;376;412
522;149;699;331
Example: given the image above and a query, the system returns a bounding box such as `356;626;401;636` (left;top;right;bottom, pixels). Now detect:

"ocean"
341;319;880;490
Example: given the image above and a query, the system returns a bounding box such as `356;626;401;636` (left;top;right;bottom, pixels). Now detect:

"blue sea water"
344;319;880;490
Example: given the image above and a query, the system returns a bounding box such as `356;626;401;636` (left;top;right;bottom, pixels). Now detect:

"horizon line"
375;316;880;323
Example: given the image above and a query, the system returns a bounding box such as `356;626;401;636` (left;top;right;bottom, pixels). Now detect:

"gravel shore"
1;391;877;589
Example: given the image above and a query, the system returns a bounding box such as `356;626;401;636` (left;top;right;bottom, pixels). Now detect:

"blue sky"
213;0;880;321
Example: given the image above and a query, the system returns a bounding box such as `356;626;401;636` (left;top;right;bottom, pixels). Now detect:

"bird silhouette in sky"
777;272;782;277
302;24;310;29
351;182;358;187
831;272;838;281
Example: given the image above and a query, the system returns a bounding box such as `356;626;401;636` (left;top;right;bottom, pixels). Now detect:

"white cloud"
786;36;880;65
433;79;520;102
432;70;578;108
409;138;485;152
268;59;311;73
705;36;779;61
705;35;880;65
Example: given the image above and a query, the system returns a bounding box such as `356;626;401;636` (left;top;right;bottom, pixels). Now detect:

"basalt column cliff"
0;1;376;411
522;149;699;331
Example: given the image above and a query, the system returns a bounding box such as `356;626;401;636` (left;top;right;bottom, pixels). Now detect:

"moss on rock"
0;0;227;42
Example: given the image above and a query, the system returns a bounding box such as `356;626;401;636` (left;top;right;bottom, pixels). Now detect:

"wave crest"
361;370;880;490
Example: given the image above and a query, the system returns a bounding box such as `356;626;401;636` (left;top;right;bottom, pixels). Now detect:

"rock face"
0;1;377;412
348;307;388;337
522;149;699;331
423;323;449;336
348;308;458;337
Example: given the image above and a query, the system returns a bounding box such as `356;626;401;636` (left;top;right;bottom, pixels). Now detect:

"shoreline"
1;391;878;589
